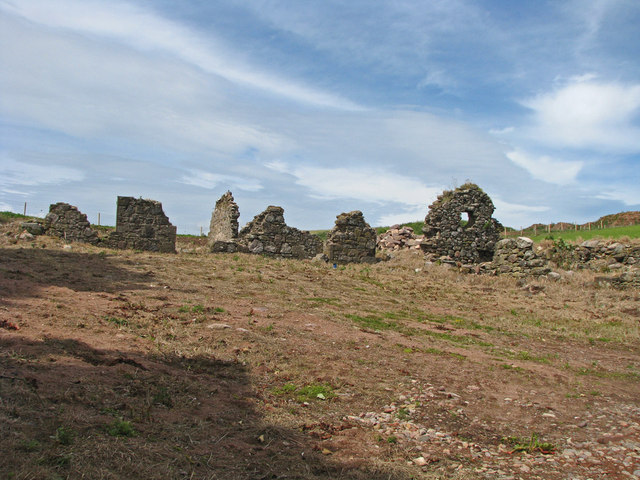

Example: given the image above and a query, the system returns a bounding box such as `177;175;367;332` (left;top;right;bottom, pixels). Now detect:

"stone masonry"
236;206;322;259
44;202;99;244
421;183;502;264
107;196;176;253
324;211;378;264
490;237;551;277
208;191;240;253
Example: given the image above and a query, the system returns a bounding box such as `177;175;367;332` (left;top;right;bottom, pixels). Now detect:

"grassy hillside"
527;224;640;243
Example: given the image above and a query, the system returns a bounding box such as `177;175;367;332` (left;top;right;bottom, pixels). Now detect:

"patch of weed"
272;382;335;402
103;316;128;327
54;426;75;445
502;433;557;454
107;419;137;437
19;439;41;452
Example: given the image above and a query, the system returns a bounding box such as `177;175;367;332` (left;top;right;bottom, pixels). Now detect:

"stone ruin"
207;192;322;259
324;211;378;264
421;183;502;264
238;206;322;258
44;202;99;244
208;191;240;253
377;225;423;251
489;237;551;277
107;196;176;253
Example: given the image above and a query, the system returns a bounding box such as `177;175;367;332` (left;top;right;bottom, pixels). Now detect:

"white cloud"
0;157;84;187
506;150;583;185
180;169;263;192
522;79;640;152
0;202;13;212
492;197;550;229
0;0;358;110
376;206;429;227
595;189;640;206
489;126;514;135
268;162;443;207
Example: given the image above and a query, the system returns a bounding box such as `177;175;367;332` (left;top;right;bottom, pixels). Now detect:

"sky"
1;0;639;234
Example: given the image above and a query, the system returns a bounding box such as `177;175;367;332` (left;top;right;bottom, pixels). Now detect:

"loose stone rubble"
324;211;378;264
377;225;423;251
237;206;322;259
421;183;502;264
107;196;176;253
342;381;640;480
208;191;240;253
43;202;99;244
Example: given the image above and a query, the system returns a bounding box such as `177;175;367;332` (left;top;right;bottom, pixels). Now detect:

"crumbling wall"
107;196;176;253
44;202;98;244
324;211;377;264
421;183;502;264
547;239;640;272
237;206;322;259
208;191;240;253
489;237;551;277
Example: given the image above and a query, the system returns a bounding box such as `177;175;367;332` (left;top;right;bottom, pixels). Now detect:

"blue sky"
1;0;639;233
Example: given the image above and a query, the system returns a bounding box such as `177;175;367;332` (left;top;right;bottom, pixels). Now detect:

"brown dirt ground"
1;223;639;479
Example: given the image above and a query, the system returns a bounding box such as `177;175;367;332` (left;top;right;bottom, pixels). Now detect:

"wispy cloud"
0;0;359;110
0;157;84;188
506;150;583;185
180;169;263;192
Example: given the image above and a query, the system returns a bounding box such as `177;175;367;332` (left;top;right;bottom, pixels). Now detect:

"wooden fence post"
23;202;27;216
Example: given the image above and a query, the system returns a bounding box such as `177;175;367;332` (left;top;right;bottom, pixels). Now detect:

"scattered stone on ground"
378;225;423;251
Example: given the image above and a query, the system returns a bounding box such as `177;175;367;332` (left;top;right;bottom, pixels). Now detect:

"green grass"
501;434;556;454
529;224;640;242
272;382;335;402
0;211;34;224
375;221;423;235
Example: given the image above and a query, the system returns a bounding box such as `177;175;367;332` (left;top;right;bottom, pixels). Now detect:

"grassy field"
528;224;640;243
1;218;639;479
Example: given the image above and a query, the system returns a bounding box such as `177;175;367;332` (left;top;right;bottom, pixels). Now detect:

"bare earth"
1;223;639;479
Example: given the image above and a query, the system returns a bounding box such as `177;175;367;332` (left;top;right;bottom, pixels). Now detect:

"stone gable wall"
44;202;98;244
236;205;322;259
421;183;502;264
324;211;377;264
107;196;176;253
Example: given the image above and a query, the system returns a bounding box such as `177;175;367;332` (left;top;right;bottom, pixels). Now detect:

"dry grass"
1;227;639;479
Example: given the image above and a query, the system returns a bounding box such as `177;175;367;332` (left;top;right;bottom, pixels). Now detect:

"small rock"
413;456;428;466
207;323;231;329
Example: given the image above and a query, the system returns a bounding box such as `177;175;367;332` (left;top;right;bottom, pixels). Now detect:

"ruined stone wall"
44;202;98;244
421;183;502;264
107;196;176;253
324;211;377;264
237;206;322;259
489;237;551;277
547;239;640;272
208;191;240;253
